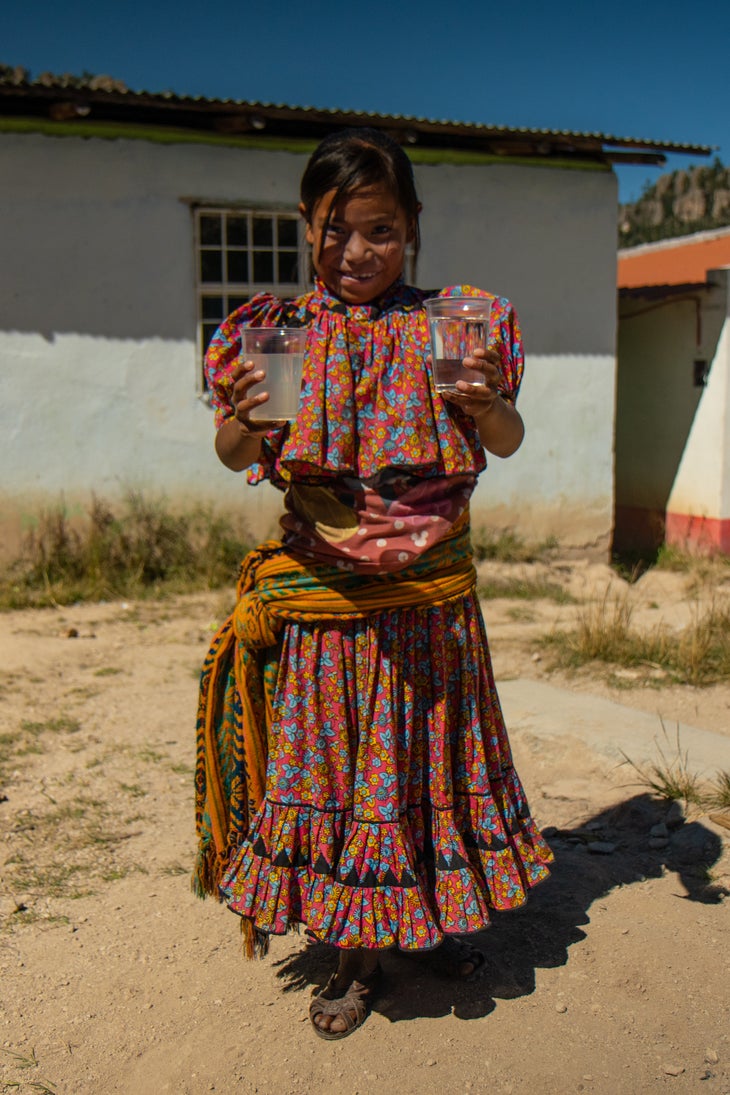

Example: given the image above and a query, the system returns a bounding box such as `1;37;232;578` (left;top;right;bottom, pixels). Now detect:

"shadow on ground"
271;793;727;1024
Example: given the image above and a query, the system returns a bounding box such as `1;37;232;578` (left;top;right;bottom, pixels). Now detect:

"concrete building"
0;70;710;555
617;229;730;555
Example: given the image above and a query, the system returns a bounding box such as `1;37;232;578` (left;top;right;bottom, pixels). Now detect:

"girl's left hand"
441;348;503;419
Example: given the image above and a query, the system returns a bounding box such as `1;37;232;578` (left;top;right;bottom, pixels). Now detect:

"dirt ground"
1;556;729;1095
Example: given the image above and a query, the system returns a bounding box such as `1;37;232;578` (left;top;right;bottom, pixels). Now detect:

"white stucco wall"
417;163;618;544
666;273;730;520
616;299;703;512
616;276;728;514
0;132;618;550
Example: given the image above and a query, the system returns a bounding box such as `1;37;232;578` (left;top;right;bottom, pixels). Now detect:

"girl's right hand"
229;360;284;434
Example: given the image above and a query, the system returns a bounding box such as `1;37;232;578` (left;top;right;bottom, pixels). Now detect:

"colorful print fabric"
219;592;553;949
207;277;551;950
204;278;524;487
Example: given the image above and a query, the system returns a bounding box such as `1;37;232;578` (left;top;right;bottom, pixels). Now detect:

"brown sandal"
309;967;381;1041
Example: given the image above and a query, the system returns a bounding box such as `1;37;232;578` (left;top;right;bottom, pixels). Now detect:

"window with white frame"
194;206;305;389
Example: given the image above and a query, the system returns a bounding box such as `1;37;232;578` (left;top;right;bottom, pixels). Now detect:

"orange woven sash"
232;512;475;650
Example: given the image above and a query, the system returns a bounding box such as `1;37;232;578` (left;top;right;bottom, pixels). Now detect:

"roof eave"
0;79;712;164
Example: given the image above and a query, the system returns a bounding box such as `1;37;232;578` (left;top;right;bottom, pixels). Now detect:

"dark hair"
300;127;421;266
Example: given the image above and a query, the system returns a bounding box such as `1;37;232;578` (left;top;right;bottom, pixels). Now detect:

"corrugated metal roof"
0;66;713;162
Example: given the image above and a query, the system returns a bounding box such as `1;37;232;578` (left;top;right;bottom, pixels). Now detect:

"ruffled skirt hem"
220;797;553;950
218;593;553;950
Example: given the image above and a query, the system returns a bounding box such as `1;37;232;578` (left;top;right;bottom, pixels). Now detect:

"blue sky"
2;0;728;203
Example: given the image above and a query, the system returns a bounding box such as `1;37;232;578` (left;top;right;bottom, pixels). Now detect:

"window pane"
277;217;298;247
277;252;299;283
200;250;222;283
226;216;248;247
227;251;249;282
253;250;274;281
199;214;222;246
201;295;224;319
203;323;220;352
197;206;306;388
252;217;273;246
228;295;250;312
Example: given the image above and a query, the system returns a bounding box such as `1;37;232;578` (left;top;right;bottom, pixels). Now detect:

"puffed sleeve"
204;293;288;429
437;286;524;403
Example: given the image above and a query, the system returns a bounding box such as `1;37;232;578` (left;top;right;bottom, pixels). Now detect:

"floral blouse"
205;279;524;572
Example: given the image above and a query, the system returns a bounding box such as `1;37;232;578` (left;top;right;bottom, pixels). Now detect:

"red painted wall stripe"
665;512;730;554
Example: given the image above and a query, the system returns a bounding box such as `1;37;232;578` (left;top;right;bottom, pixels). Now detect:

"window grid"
194;206;305;390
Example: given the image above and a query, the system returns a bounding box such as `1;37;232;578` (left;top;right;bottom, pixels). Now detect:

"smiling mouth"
339;270;378;280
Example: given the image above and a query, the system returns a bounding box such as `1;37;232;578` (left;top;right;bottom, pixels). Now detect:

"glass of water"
424;297;494;393
241;327;308;421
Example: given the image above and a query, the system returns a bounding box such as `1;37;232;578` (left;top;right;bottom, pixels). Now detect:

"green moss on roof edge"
0;115;609;172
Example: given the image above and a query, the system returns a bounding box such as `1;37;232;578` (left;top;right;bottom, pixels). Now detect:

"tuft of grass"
1;790;139;921
170;761;194;776
0;1046;58;1090
472;528;557;564
654;543;730;573
654;544;694;572
9;909;70;929
100;864;148;883
1;1049;57;1094
506;605;537;622
613;543;730;585
478;575;574;603
161;863;189;877
119;782;146;798
4;1048;40;1070
0;490;253;609
706;770;730;809
0;714;81;782
619;722;704;805
136;747;166;763
14;741;45;757
555;590;637;664
541;589;730;687
620;723;730;821
21;716;81;735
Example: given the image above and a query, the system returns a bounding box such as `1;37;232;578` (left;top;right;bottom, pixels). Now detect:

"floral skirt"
219;590;553;950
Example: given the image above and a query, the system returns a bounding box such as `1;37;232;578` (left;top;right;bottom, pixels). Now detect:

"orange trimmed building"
616;228;730;555
618;226;730;289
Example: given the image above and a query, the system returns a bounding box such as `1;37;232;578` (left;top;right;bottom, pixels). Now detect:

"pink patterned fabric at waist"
280;470;476;574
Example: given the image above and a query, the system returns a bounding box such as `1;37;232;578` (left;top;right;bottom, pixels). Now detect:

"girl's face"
301;185;414;304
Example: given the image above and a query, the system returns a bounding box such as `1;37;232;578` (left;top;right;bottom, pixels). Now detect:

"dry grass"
619;722;705;806
706;770;730;809
541;588;730;686
655;543;730;574
1;1047;58;1093
2;501;568;610
0;712;165;932
620;722;730;816
472;527;558;564
477;574;574;603
0;491;253;609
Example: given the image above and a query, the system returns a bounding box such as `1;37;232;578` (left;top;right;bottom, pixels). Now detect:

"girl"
195;128;553;1040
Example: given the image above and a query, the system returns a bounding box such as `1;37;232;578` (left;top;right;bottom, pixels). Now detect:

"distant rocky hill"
619;159;730;248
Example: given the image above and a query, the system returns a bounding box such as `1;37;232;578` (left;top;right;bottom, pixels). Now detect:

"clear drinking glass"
241;327;308;421
424;297;494;393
